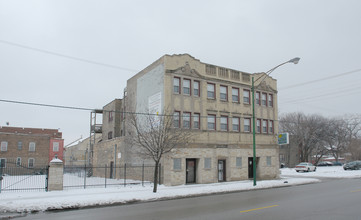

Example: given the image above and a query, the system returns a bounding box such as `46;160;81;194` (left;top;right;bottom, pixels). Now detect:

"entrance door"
248;157;259;178
218;160;226;182
186;159;196;183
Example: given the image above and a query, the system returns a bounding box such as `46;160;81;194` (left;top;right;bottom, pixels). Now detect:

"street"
21;178;361;220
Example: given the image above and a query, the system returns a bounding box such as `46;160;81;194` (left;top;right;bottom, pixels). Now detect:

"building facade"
0;126;64;168
125;54;280;186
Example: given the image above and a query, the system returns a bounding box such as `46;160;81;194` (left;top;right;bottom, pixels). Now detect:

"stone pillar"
48;158;64;191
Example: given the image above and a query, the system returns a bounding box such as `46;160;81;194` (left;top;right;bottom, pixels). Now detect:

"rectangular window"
0;158;6;168
173;111;180;128
53;142;59;152
183;79;191;95
108;111;113;122
193;81;200;97
232;88;239;102
28;158;34;168
263;120;268;133
16;157;21;166
269;120;274;134
183;112;191;129
280;154;285;162
173;158;181;170
207;115;216;130
261;93;267;106
236;157;242;168
207;83;215;99
173;77;181;94
256;92;260;105
204;158;211;169
243;89;250;104
220;116;228;131
193;113;200;129
244;118;251;132
257;119;261;133
1;141;8;151
17;141;22;150
267;156;272;166
108;131;113;139
268;94;273;107
220;85;228;101
232;117;240;132
29;142;36;152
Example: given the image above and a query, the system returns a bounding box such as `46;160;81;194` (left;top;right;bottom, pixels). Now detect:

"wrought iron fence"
0;161;48;193
63;164;161;189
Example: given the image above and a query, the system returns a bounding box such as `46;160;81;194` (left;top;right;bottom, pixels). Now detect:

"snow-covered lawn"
281;166;361;178
0;166;360;214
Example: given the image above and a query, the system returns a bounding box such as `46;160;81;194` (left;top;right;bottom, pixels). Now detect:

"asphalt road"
21;178;361;220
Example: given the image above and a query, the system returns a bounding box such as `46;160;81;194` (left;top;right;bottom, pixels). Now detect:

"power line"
0;39;139;72
279;69;361;90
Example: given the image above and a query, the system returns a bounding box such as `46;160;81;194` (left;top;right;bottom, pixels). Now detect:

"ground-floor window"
173;158;182;170
236;157;242;168
266;156;272;166
204;158;211;169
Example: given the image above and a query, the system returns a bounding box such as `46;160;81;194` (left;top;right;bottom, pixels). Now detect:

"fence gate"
0;161;49;193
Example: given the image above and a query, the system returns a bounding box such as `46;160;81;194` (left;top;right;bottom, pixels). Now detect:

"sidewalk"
0;177;319;215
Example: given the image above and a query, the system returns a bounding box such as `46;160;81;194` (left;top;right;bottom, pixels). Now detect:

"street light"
251;57;300;186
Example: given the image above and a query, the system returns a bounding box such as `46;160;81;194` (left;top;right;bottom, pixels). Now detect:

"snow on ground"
281;166;361;178
0;166;360;214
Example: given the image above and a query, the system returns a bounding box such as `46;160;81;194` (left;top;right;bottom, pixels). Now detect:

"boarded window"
173;158;182;170
204;158;211;169
236;157;242;168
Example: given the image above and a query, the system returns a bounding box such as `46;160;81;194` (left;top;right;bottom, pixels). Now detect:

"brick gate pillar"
48;158;64;191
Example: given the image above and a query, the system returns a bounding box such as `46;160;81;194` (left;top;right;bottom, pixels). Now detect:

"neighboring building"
124;54;280;186
63;134;101;166
0;126;64;168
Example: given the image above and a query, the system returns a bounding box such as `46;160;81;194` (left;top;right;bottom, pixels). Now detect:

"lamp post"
252;57;300;186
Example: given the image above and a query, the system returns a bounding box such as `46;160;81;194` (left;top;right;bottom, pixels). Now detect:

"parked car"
332;161;343;166
343;161;361;170
295;162;317;172
317;161;333;166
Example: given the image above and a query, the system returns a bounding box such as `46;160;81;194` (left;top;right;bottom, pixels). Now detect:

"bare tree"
127;111;193;192
279;112;329;163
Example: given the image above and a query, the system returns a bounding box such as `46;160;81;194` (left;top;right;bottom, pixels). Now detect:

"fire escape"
88;109;103;176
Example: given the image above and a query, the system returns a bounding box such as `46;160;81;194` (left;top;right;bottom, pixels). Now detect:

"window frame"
256;91;261;105
232;87;239;103
244;118;251;132
183;78;191;95
256;119;261;133
232;117;240;132
220;115;228;131
17;141;23;150
29;142;36;152
207;83;216;99
261;92;268;106
0;158;6;168
183;112;191;129
243;89;250;104
28;158;35;168
173;111;181;128
108;111;113;122
53;142;60;152
207;114;216;130
268;94;273;107
193;113;200;129
220;85;228;101
262;120;268;133
16;157;21;167
193;80;200;97
269;120;274;134
173;77;181;94
1;141;8;152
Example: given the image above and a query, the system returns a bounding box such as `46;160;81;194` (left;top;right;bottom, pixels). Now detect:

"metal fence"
0;161;48;193
63;164;161;189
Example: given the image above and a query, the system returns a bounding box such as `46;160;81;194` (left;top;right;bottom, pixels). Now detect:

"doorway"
218;160;226;182
248;157;259;179
186;159;196;184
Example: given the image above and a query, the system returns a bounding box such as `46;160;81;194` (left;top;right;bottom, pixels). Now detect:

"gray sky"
1;0;361;145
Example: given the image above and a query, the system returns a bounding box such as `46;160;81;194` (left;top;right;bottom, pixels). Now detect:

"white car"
295;162;316;172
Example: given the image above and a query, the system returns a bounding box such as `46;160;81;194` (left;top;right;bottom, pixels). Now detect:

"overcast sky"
1;0;360;145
